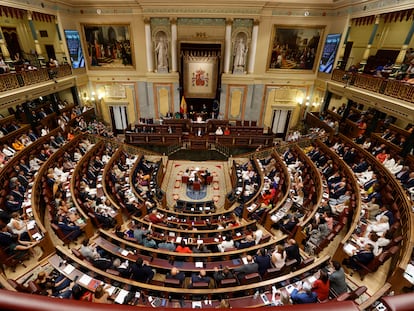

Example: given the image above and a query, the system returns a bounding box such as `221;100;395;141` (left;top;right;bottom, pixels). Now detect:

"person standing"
329;261;348;296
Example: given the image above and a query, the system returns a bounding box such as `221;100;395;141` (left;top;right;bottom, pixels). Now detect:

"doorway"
271;109;292;139
109;105;128;135
45;45;56;61
2;27;22;59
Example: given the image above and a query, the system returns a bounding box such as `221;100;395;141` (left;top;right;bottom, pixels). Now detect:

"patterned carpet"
162;160;231;210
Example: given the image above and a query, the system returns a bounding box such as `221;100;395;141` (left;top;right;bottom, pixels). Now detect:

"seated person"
233;255;258;281
189;269;210;287
0;224;40;256
218;235;235;252
312;270;330;301
79;239;101;260
166;267;186;284
130;257;155;283
56;214;84;241
213;266;235;284
344;244;375;271
223;127;231;135
290;281;318;304
236;234;255;249
365;215;390;237
176;240;192;253
215;126;223;135
148;209;164;224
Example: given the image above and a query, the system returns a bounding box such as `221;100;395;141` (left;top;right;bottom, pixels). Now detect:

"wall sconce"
297;98;304;105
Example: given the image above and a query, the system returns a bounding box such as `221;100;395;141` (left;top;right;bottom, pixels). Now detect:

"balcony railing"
331;69;414;103
0;64;72;92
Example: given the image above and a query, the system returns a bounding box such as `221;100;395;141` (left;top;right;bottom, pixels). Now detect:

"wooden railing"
0;64;72;92
331;69;414;103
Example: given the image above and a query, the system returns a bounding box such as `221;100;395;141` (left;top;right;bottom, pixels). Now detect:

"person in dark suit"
237;235;256;249
327;171;341;188
330;181;347;199
56;215;83;241
5;195;22;213
342;147;356;165
285;238;302;265
321;161;334;178
166;267;186;285
233;255;259;281
190;269;210;287
130;257;155;283
254;248;272;276
344;244;374;271
213;266;235;284
403;172;414;189
395;166;410;183
352;158;369;173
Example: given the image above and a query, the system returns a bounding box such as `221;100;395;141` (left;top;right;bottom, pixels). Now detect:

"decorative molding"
177;18;225;26
151;17;170;26
233;18;253;28
143;8;261;15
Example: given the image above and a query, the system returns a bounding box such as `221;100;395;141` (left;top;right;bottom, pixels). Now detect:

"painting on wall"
82;24;133;69
268;26;325;71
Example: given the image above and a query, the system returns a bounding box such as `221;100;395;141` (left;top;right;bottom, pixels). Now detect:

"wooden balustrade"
0;64;72;92
331;69;414;103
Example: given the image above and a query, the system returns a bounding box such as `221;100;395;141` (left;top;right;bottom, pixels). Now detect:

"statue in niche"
155;33;168;72
233;35;248;73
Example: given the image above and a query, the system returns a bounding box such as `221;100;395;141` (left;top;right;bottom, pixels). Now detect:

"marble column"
171;18;177;72
144;18;154;72
248;19;259;74
394;20;414;66
360;15;380;69
223;19;232;74
54;16;65;62
27;11;44;59
0;27;11;61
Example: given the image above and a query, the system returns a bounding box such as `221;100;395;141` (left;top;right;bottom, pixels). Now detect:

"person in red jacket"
148;209;164;224
312;269;330;301
176;240;192;253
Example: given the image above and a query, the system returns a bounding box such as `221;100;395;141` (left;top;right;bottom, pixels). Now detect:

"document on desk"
106;286;116;296
308;275;317;284
176;236;182;243
63;264;75;275
195;262;203;268
192;301;202;308
114;289;129;304
27;220;36;230
121;249;129;256
241;257;248;264
79;274;92;286
286;284;295;294
403;263;414;284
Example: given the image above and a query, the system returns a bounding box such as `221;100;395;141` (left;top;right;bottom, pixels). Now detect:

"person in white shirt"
218;235;235;252
215;126;223;135
2;144;16;157
41;127;49;136
253;225;263;245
